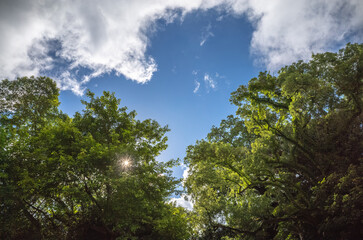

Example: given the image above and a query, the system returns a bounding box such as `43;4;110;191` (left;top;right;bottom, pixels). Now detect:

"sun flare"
119;156;132;169
123;159;130;167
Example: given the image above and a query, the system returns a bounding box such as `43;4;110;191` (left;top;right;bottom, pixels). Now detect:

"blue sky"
1;0;362;198
58;10;261;178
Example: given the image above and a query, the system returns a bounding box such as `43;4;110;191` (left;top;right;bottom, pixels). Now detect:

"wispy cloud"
193;80;200;93
216;15;224;21
0;0;362;94
204;73;216;90
193;72;223;94
200;23;214;46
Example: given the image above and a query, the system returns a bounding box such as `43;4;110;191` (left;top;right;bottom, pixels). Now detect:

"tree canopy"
0;77;191;239
1;43;362;240
185;43;363;239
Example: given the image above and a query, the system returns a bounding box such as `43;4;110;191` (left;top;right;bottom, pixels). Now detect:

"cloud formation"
248;0;363;69
1;0;362;94
192;71;220;94
0;0;202;94
170;194;194;211
170;165;194;211
204;73;217;90
193;80;201;93
200;23;214;46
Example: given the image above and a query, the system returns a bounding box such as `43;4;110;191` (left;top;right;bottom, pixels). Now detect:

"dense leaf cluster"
0;77;191;239
185;43;363;239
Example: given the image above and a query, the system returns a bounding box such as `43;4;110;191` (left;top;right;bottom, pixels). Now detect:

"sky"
1;0;363;208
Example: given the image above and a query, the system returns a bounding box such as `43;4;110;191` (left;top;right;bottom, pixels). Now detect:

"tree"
0;77;191;239
185;43;363;239
1;76;62;239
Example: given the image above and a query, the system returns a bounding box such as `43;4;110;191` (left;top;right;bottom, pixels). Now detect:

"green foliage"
2;44;362;240
0;77;190;239
185;43;363;239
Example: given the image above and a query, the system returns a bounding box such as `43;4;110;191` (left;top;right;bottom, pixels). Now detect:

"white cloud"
57;71;85;96
170;194;194;211
200;23;214;46
247;0;363;70
193;80;200;93
169;165;193;210
204;73;216;89
182;165;190;181
0;0;208;93
0;0;362;94
194;72;222;94
216;15;225;21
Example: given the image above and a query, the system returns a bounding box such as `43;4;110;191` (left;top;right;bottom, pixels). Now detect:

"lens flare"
119;156;132;170
123;159;130;167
